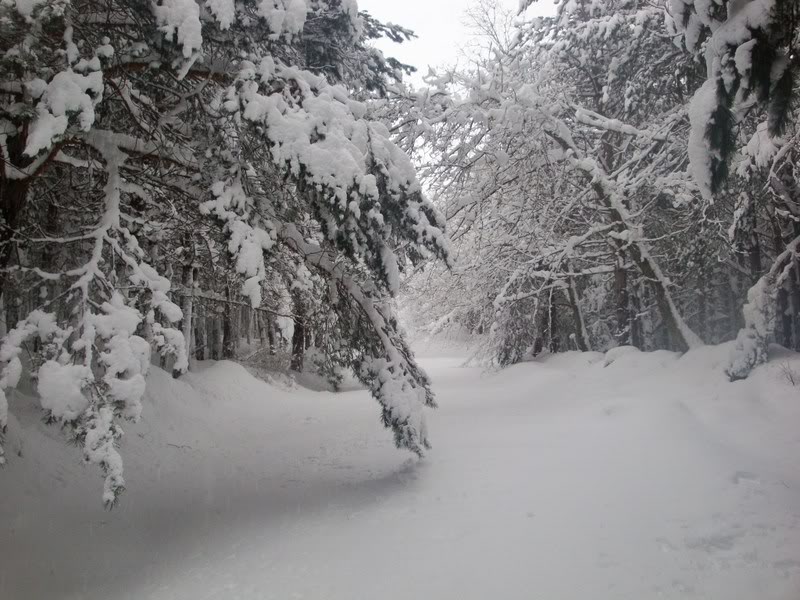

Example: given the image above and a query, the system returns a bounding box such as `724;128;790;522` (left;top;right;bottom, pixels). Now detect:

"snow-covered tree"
667;0;800;377
399;0;797;372
400;0;711;362
0;0;449;505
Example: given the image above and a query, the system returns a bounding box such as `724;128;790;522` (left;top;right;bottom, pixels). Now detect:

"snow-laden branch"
278;222;434;455
727;235;800;380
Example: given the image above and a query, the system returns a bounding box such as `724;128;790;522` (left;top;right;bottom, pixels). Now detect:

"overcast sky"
357;0;557;83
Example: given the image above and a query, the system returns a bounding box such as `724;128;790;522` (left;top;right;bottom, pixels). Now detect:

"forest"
1;1;799;598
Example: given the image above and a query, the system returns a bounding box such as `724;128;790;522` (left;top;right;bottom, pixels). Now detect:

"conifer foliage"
0;0;448;505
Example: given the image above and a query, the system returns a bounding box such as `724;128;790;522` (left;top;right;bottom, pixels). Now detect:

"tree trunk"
244;307;252;346
267;315;277;355
210;314;222;360
290;317;305;371
564;270;590;351
180;264;195;371
630;283;644;349
778;285;792;348
256;311;266;346
792;261;800;351
612;251;630;345
0;127;35;293
547;291;560;353
697;283;708;345
290;295;306;371
194;304;206;360
773;223;793;348
222;313;235;359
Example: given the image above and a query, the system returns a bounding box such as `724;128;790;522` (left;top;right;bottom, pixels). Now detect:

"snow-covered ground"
2;344;800;600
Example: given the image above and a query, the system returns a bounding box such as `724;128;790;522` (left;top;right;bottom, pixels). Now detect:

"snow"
153;0;203;59
24;71;104;156
688;78;719;200
225;60;449;279
0;310;60;450
707;0;776;61
2;344;800;599
738;121;783;175
201;179;275;308
205;0;236;29
10;0;45;17
380;244;401;294
259;0;307;36
37;361;92;421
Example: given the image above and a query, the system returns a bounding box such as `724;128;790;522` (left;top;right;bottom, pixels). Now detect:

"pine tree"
0;0;449;505
669;0;798;195
668;0;800;377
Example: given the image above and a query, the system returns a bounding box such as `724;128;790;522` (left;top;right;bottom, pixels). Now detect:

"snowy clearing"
2;344;800;600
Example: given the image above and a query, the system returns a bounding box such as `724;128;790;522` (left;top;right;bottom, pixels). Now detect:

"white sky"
357;0;557;83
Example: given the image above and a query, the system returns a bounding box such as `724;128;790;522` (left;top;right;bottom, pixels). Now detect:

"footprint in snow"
731;470;761;485
773;559;800;574
655;536;677;553
685;530;743;553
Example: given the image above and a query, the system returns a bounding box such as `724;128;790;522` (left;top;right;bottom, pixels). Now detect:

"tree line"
400;0;798;380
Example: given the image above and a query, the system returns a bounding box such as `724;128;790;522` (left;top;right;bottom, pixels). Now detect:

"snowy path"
2;347;800;599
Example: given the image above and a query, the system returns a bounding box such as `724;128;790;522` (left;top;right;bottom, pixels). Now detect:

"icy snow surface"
2;344;800;599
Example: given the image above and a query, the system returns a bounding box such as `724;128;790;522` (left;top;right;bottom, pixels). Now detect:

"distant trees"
0;0;448;505
401;0;799;374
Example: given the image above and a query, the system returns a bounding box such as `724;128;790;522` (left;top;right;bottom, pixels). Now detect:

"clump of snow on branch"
153;0;203;58
259;0;308;36
201;180;276;307
0;311;62;464
726;277;775;381
737;121;784;176
361;358;430;455
37;362;92;421
687;79;720;199
25;71;104;156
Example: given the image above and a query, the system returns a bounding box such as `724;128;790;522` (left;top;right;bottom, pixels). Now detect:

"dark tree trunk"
792;261;800;351
210;314;222;360
290;293;306;371
194;304;206;360
244;307;252;346
790;222;800;351
221;287;235;359
222;314;235;359
180;262;195;370
612;252;630;346
777;285;792;348
267;315;277;355
548;294;560;353
630;284;643;349
697;284;708;346
0;127;34;293
290;316;305;371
